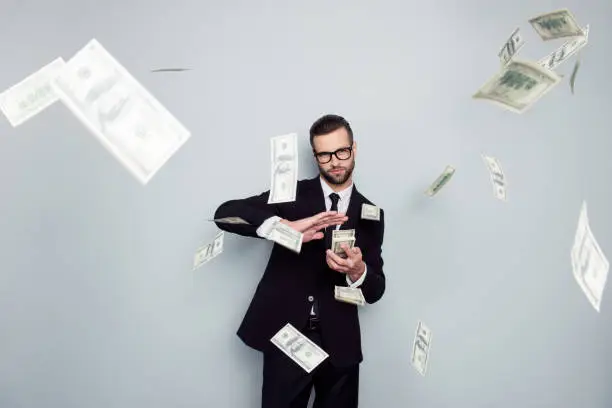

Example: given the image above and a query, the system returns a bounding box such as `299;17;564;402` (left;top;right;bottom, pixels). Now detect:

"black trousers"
261;328;359;408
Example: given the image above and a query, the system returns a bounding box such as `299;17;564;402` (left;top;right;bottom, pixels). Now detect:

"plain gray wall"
1;0;611;407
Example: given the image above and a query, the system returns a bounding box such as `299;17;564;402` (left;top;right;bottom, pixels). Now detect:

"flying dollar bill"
529;9;584;41
0;57;65;127
51;39;191;185
334;286;365;306
268;220;303;253
569;59;581;94
481;154;507;201
571;201;609;312
473;60;561;114
539;25;589;71
361;203;380;221
410;321;432;377
498;28;525;66
425;165;455;197
193;231;224;270
270;323;329;373
209;217;250;225
268;133;298;203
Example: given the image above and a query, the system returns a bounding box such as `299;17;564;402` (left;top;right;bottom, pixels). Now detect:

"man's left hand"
326;244;365;281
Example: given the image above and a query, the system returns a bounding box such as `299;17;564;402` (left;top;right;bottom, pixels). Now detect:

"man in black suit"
214;114;385;408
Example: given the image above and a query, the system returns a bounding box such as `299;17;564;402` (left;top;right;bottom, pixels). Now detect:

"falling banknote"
529;9;584;41
481;154;507;201
270;323;329;373
571;201;609;312
51;39;191;185
539;25;589;71
334;286;365;306
331;229;355;258
498;28;525;66
0;57;65;127
473;60;561;114
268;220;303;253
410;320;432;377
193;231;224;270
209;217;250;225
268;133;298;204
569;59;581;94
361;203;380;221
425;165;455;197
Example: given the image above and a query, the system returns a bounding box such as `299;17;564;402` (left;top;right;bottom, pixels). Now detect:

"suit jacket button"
308;296;314;302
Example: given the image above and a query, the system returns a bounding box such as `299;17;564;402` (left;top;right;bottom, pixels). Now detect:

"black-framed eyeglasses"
313;146;353;164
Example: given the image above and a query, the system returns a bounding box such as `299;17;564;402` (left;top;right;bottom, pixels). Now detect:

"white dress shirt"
255;177;368;314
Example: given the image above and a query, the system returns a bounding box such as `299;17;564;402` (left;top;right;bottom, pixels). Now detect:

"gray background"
0;0;611;407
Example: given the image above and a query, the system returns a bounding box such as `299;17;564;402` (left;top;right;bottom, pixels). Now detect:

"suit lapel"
304;176;327;215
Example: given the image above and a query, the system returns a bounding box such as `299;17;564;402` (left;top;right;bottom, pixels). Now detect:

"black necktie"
325;193;340;248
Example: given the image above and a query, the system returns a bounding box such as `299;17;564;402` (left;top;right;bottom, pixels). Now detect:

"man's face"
312;127;356;186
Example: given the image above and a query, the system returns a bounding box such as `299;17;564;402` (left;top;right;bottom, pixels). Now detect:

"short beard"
319;160;355;185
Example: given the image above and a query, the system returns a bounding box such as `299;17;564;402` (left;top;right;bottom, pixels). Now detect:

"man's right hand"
280;211;348;243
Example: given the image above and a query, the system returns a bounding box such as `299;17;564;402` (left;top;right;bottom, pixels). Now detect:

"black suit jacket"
214;176;385;367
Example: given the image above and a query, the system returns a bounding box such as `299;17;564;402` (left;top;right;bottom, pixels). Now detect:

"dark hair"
309;114;353;148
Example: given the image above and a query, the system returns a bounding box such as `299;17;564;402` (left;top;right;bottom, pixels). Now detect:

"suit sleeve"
213;190;281;238
359;208;386;303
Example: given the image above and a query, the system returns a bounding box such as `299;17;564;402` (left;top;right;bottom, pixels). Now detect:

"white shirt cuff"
346;264;367;288
256;216;282;238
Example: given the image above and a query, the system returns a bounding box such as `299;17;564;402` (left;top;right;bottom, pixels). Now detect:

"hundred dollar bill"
539;25;589;71
571;201;609;312
268;133;298;203
193;231;224;270
270;323;329;373
0;57;65;127
473;60;561;114
529;9;584;41
334;286;365;306
361;203;380;221
569;59;581;95
410;321;432;377
51;39;191;185
209;217;250;225
425;165;455;197
269;220;303;253
498;28;525;66
481;154;507;201
331;229;355;258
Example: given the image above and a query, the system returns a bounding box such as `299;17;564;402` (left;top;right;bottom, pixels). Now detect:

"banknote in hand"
331;229;355;258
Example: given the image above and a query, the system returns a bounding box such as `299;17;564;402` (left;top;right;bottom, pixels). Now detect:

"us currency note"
0;57;65;127
270;323;329;373
269;221;303;253
529;9;584;41
334;286;365;306
425;165;455;197
361;203;380;221
569;59;581;94
571;201;609;312
481;154;507;201
473;60;561;114
209;217;250;225
51;39;191;185
539;25;589;71
193;231;224;270
498;28;525;66
331;229;355;258
268;133;298;203
411;321;432;377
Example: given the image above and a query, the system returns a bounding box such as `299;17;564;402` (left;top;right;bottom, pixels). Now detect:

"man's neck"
320;175;353;192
